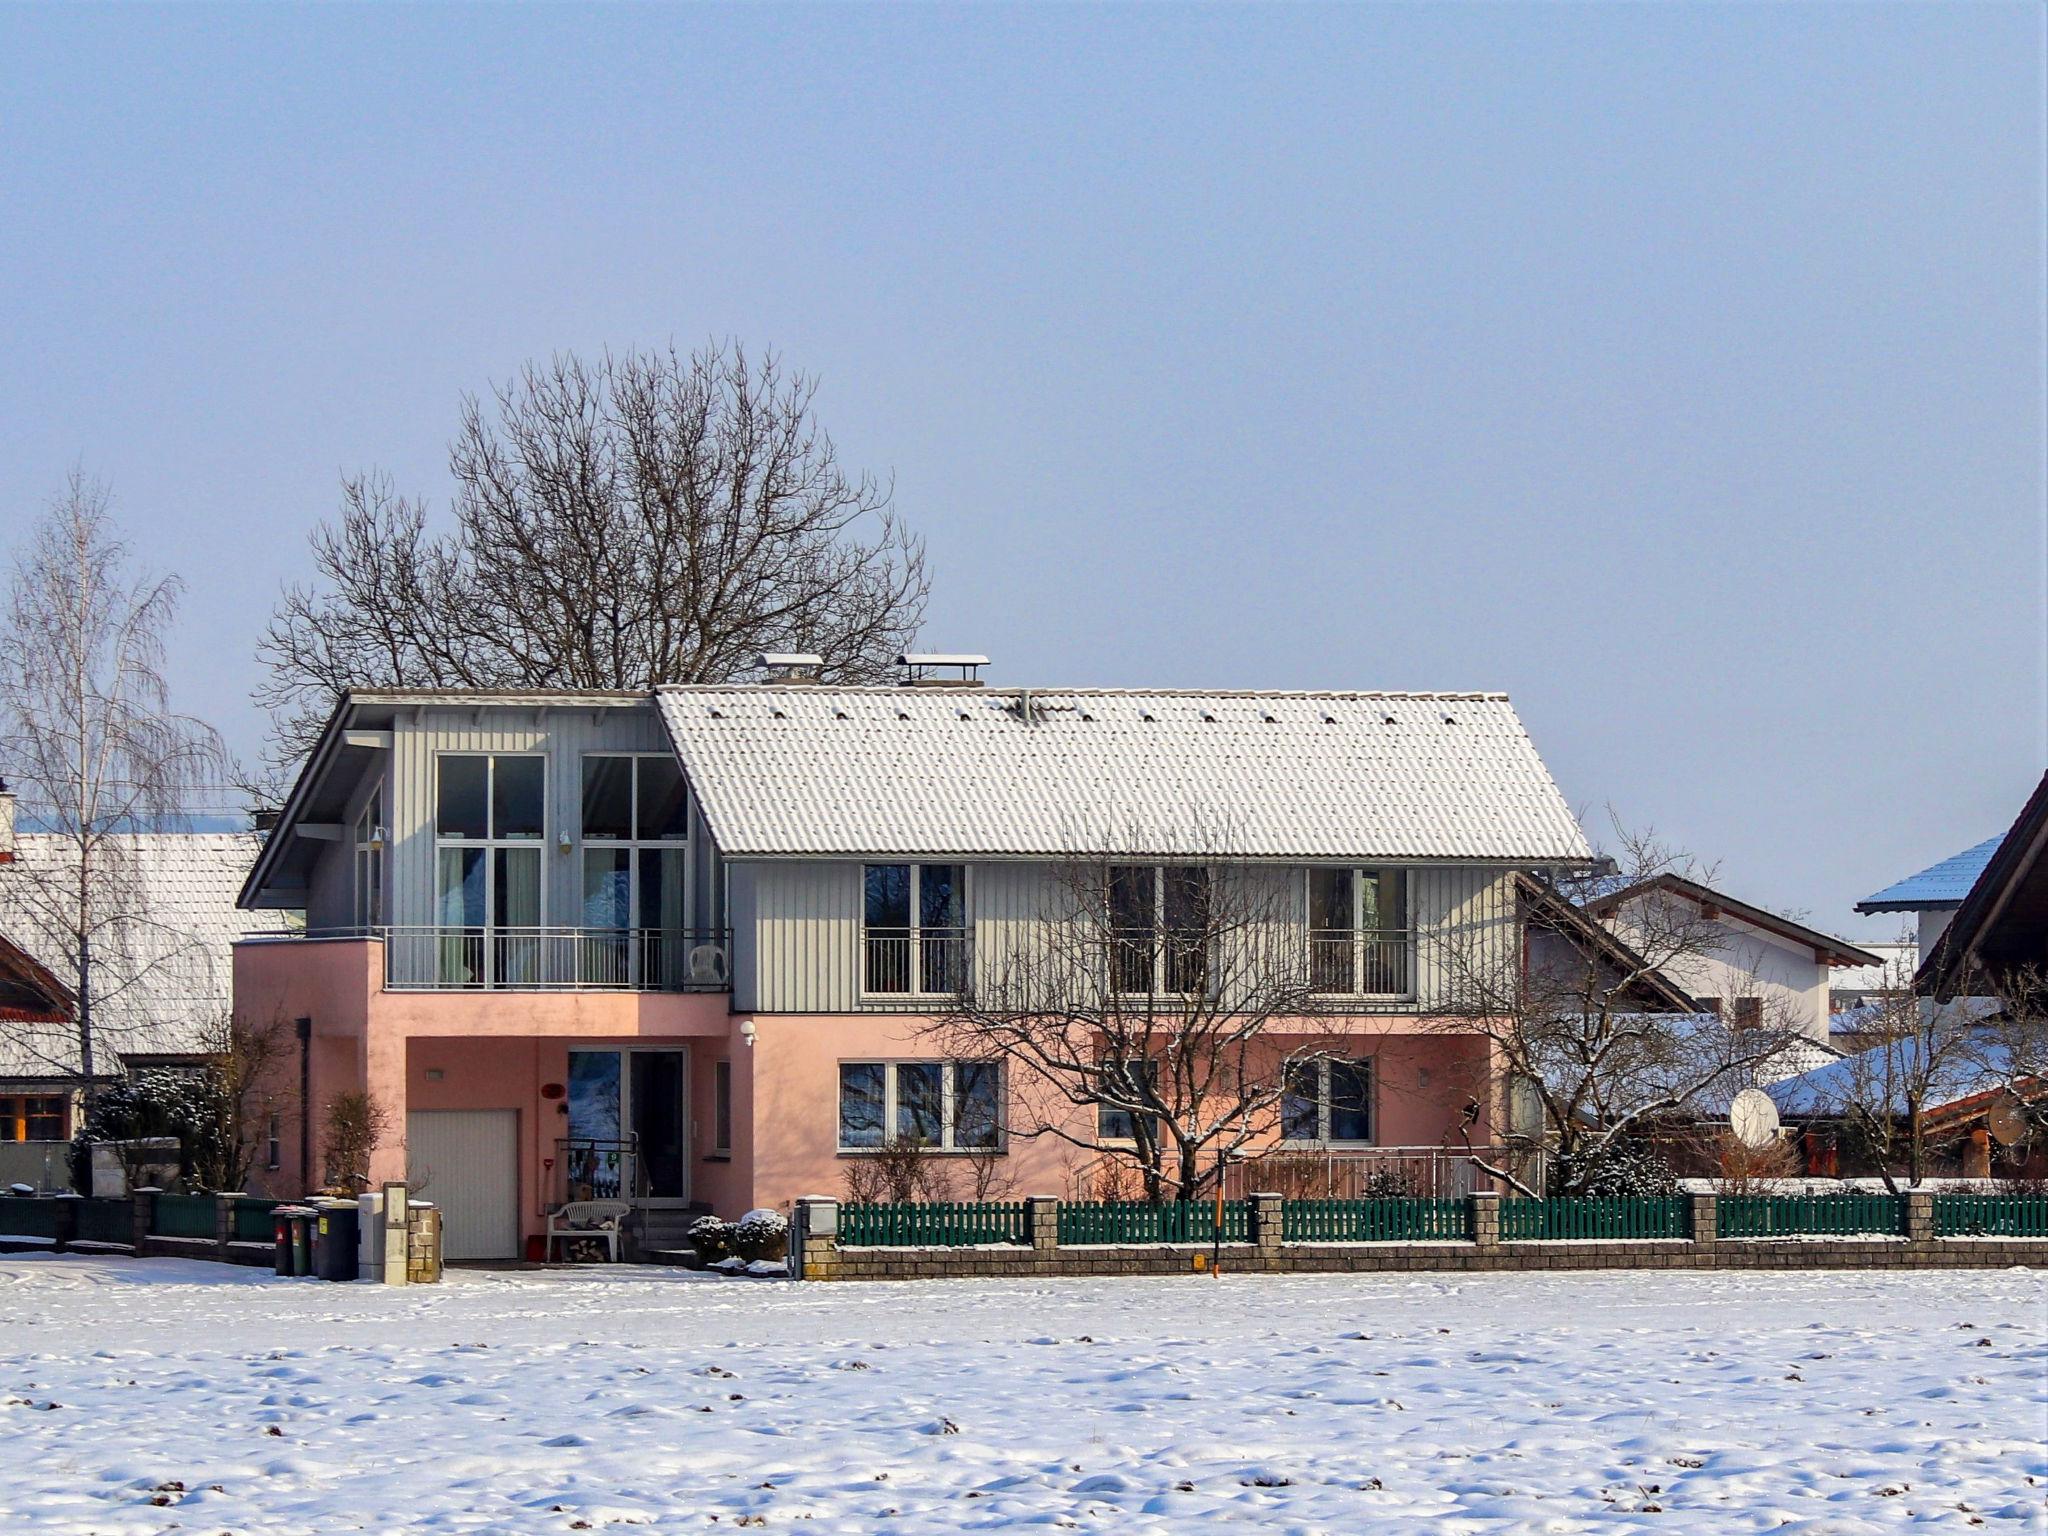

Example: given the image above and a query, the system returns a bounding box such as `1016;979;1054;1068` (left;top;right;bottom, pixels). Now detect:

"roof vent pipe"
760;653;824;685
898;653;989;688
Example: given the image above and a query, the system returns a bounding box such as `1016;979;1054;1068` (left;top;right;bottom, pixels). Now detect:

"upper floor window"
437;754;544;842
1109;865;1210;996
0;1095;66;1142
1307;868;1411;995
862;864;967;995
353;785;384;929
1281;1058;1374;1144
580;755;688;842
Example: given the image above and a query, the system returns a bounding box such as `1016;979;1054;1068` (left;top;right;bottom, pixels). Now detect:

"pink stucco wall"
236;937;1506;1236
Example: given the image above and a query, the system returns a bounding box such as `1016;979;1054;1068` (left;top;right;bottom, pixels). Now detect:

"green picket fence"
1282;1197;1470;1243
1717;1193;1904;1239
1934;1194;2048;1238
0;1197;65;1240
1056;1200;1251;1245
232;1198;284;1244
72;1197;134;1246
838;1201;1029;1247
1499;1196;1688;1241
152;1193;216;1239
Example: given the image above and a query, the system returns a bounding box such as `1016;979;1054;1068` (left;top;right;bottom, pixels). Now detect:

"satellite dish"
1987;1095;2028;1148
1729;1088;1782;1149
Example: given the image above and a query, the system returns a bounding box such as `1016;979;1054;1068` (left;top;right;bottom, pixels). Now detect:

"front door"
565;1048;689;1205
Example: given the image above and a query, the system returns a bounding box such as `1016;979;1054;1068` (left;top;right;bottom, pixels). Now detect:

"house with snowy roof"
233;657;1593;1260
1854;835;2003;959
0;786;293;1155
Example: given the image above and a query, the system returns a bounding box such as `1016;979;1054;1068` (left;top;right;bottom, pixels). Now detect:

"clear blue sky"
2;3;2042;940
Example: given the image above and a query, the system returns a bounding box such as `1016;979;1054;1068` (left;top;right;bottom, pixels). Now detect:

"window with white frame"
712;1059;732;1156
1096;1055;1158;1142
580;755;692;984
861;864;967;995
353;784;384;929
1281;1057;1375;1143
434;754;545;984
1108;865;1211;995
1306;868;1411;995
837;1060;1002;1151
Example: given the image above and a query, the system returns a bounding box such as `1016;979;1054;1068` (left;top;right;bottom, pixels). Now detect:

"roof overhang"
1582;874;1884;969
1918;771;2048;999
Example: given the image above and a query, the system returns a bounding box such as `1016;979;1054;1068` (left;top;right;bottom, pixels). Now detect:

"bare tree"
185;1009;300;1194
925;833;1340;1203
256;342;929;775
321;1089;393;1192
1432;827;1815;1196
0;471;224;1102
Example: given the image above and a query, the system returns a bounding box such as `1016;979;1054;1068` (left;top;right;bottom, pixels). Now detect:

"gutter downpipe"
296;1016;312;1190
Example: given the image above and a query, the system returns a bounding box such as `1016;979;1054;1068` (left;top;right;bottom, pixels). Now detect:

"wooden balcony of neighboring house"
238;926;734;993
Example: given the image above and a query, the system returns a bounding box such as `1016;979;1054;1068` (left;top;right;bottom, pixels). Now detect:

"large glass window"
838;1061;1005;1151
862;864;968;995
353;785;384;929
1306;868;1411;995
434;755;546;985
580;755;693;986
1108;866;1211;995
1281;1058;1375;1144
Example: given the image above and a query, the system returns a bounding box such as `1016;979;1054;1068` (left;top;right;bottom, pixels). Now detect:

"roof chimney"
760;653;824;685
898;653;989;688
0;777;14;863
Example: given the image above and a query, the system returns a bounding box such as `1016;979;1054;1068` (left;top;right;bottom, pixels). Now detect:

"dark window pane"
1163;866;1209;933
493;756;545;839
638;848;685;930
636;756;689;839
919;864;964;929
865;864;912;928
582;757;633;840
1281;1063;1321;1141
953;1062;1000;1149
437;756;489;839
1097;1058;1154;1141
1362;869;1407;931
1328;1060;1373;1142
895;1062;944;1145
1310;868;1354;933
838;1063;886;1149
1109;866;1153;931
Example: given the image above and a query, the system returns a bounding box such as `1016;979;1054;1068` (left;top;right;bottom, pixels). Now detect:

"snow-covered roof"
0;833;296;1080
1855;836;2002;913
1767;1025;2007;1117
655;686;1591;863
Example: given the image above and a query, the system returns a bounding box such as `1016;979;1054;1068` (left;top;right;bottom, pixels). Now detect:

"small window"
1097;1057;1158;1142
492;756;545;839
581;756;635;840
1697;996;1723;1019
712;1060;732;1155
838;1061;1005;1151
0;1096;67;1143
439;755;544;840
636;757;689;840
1732;997;1763;1030
1281;1058;1375;1144
265;1113;281;1171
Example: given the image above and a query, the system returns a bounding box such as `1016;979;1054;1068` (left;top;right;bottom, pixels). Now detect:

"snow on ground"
0;1255;2042;1533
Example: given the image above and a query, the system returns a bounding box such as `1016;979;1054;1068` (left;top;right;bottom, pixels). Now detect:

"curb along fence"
794;1191;2048;1281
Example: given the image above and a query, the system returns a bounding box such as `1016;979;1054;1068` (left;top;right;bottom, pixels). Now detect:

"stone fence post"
1025;1195;1060;1260
793;1196;840;1281
1904;1189;1936;1246
131;1186;159;1252
213;1192;247;1258
1249;1192;1284;1259
1469;1191;1499;1252
1689;1191;1718;1251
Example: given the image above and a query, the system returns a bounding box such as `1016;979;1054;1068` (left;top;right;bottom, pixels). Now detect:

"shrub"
1550;1139;1677;1198
732;1208;789;1262
687;1215;734;1263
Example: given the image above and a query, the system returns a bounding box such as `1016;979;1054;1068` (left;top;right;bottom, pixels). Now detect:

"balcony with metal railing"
860;927;971;998
243;926;733;992
1308;928;1414;998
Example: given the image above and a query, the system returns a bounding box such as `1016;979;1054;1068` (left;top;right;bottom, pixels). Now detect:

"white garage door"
407;1110;520;1261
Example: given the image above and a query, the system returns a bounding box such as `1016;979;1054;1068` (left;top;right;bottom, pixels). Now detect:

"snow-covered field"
1;1255;2042;1533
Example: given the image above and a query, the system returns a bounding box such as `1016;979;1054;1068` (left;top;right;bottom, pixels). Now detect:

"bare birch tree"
0;470;225;1101
256;342;929;778
1432;828;1815;1196
924;836;1340;1202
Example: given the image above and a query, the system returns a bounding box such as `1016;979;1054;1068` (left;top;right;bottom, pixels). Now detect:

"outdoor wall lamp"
739;1020;757;1048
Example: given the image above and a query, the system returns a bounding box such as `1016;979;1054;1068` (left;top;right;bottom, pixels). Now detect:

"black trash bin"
272;1208;295;1275
313;1201;359;1282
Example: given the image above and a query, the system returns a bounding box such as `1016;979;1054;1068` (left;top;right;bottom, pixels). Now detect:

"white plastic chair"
545;1199;631;1262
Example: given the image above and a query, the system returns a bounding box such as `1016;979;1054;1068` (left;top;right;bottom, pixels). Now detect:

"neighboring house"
0;789;295;1139
0;927;77;1185
1577;874;1879;1052
234;673;1591;1260
1854;836;2002;959
1917;770;2048;1003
